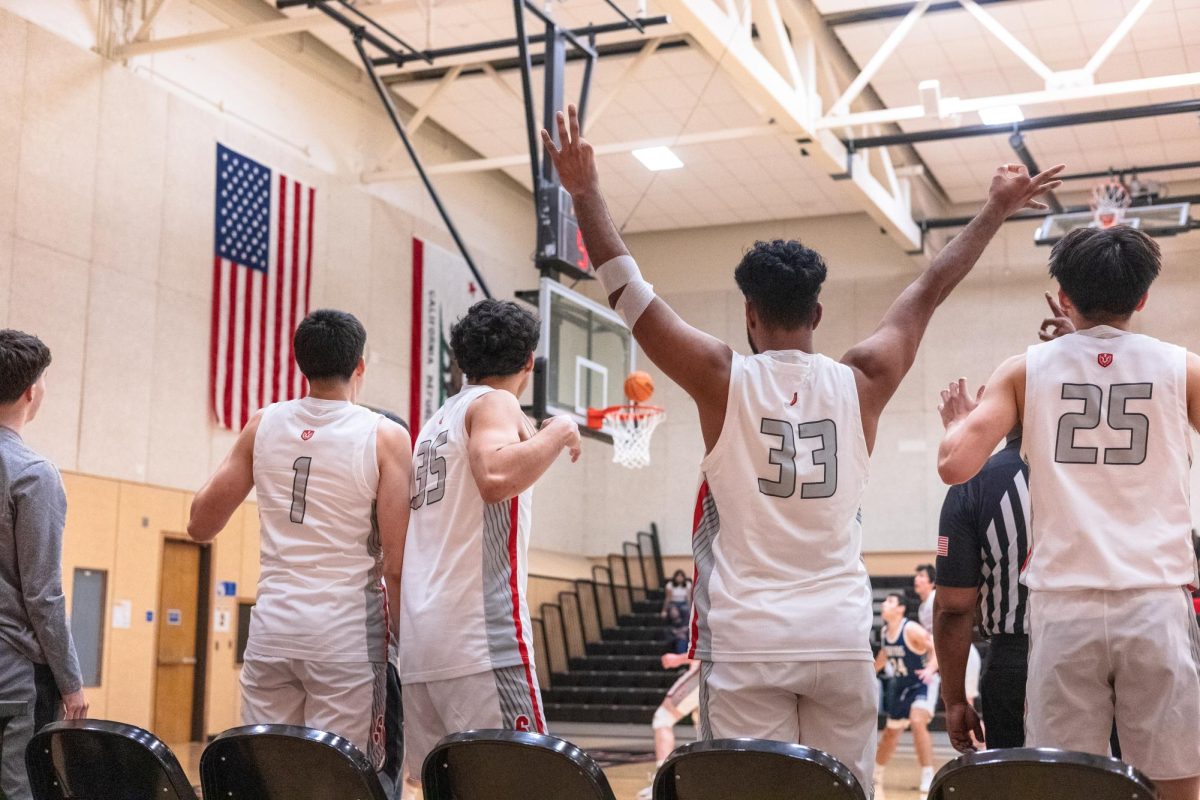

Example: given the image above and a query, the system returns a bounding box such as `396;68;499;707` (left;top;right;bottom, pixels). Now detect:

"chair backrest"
199;724;387;800
25;719;198;800
928;748;1157;800
422;729;616;800
653;739;866;800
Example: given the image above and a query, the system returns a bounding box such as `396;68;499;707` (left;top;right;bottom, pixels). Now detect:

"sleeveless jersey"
399;385;537;685
1023;326;1197;591
882;619;925;679
248;397;386;662
918;591;934;632
690;350;873;662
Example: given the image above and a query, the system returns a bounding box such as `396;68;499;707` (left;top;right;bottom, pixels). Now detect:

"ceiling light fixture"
632;146;683;171
978;105;1025;125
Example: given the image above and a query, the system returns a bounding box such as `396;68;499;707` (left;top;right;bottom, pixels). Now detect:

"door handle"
157;657;198;666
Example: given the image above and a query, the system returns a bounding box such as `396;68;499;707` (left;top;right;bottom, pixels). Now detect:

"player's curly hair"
450;300;539;382
1049;226;1160;321
734;240;828;329
0;330;51;403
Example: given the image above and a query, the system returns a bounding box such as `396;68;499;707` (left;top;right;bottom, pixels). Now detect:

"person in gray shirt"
0;330;86;800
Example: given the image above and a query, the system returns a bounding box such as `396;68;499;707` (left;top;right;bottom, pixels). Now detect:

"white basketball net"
1091;181;1131;229
604;405;664;469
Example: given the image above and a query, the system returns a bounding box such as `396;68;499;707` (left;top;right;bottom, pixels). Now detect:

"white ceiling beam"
585;37;663;128
750;0;802;90
815;70;1200;130
116;0;423;57
369;63;462;172
958;0;1053;82
132;0;174;42
361;125;779;182
480;63;520;101
1084;0;1157;76
653;0;921;250
828;0;930;117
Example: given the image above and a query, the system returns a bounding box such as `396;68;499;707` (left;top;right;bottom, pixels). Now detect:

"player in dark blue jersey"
873;593;935;799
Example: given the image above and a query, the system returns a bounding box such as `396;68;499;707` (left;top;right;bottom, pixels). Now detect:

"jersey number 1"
290;457;312;524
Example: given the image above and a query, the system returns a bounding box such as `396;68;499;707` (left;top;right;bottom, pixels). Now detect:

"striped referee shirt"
936;436;1030;636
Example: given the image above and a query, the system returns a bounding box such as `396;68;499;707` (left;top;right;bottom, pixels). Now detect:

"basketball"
624;371;654;403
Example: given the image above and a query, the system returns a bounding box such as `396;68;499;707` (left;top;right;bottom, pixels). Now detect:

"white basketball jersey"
691;351;874;662
248;397;386;662
1023;326;1197;591
399;385;537;685
919;591;935;632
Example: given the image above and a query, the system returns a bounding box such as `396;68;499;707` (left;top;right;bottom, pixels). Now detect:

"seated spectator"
661;570;692;653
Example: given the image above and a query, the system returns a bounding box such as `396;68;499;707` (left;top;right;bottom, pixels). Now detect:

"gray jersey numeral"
410;431;450;509
290;457;312;523
1054;382;1152;465
758;418;838;499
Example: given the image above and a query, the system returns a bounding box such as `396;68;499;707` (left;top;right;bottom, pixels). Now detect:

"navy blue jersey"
881;619;924;679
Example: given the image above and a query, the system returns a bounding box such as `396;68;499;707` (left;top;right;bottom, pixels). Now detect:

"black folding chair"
200;724;387;800
422;729;616;800
653;739;866;800
928;748;1157;800
25;719;197;800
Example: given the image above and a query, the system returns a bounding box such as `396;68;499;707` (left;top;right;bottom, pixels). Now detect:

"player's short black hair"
0;330;52;404
1048;226;1161;322
450;300;539;382
734;240;827;329
886;592;908;611
293;309;366;382
915;563;936;583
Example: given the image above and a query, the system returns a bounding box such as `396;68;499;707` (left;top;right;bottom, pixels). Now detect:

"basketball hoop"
1090;180;1132;229
587;403;664;469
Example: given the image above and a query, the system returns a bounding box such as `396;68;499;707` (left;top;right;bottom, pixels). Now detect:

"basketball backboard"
531;278;635;441
1034;201;1193;246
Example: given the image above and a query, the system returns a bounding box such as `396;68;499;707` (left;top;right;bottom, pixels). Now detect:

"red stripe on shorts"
507;497;545;733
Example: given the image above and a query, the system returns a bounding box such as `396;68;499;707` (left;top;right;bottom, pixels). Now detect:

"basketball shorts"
697;660;877;793
402;664;547;782
664;662;701;721
241;655;388;769
884;676;930;725
1026;587;1200;781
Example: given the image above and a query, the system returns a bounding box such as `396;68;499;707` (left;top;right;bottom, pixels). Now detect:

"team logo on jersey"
301;429;315;441
787;392;798;407
513;714;531;732
1098;353;1113;368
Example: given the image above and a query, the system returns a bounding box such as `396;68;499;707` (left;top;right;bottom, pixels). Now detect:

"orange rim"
586;404;664;429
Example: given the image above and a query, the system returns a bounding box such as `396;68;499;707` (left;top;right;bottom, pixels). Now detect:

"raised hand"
986;163;1065;218
540;104;599;198
938;378;984;430
1039;291;1075;341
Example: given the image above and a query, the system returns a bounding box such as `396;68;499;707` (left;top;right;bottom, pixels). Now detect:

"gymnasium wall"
620;210;1200;554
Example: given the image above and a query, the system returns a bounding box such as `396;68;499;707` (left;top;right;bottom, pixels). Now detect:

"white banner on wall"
408;237;481;435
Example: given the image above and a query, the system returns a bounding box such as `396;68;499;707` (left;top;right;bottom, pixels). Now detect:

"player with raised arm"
938;225;1200;800
543;103;1062;791
189;309;411;790
399;299;581;800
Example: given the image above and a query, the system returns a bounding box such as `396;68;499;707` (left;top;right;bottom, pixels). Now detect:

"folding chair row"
24;719;1159;800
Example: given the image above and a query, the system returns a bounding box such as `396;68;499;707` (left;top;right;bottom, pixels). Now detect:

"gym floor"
175;733;956;799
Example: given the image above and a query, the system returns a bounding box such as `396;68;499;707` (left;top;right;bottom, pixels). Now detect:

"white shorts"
403;664;547;782
698;660;878;793
241;655;387;769
1026;587;1200;782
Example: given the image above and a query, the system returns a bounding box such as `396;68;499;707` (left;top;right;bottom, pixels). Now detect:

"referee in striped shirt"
933;416;1029;753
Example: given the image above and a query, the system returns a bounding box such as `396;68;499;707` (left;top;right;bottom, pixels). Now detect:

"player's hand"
661;652;688;669
1039;291;1075;341
541;414;582;462
938;378;983;430
945;701;985;753
62;689;89;720
915;667;937;685
541;105;600;199
985;163;1065;217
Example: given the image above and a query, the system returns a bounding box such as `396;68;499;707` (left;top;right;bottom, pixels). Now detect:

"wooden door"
153;540;200;744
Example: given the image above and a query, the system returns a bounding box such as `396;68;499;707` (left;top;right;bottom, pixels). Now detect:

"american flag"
210;144;314;431
937;536;950;557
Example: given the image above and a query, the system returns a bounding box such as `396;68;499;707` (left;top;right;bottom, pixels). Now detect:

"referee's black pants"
979;634;1027;749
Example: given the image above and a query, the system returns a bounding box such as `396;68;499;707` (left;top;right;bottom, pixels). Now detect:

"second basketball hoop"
588;371;664;469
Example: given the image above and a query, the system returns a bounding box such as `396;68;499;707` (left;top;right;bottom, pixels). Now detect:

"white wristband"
595;254;641;297
615;280;656;328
